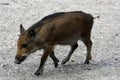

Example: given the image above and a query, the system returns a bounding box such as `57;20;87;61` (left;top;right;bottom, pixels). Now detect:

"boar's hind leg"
50;51;59;68
35;47;53;76
82;37;92;64
61;42;78;64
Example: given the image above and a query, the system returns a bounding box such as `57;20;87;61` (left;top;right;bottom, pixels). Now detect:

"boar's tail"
93;15;100;19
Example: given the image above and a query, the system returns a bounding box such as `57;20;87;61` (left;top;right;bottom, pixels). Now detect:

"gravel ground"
0;0;120;80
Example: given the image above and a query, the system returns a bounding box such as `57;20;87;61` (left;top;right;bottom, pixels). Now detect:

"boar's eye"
21;43;28;48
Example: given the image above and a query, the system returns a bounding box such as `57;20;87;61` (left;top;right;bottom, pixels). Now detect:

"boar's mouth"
14;56;26;64
14;48;41;64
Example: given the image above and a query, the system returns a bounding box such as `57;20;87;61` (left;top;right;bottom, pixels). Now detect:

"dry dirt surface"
0;0;120;80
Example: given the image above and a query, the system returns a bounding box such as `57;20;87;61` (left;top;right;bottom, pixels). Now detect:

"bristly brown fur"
15;11;97;76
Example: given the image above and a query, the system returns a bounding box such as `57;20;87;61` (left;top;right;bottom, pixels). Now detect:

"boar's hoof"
84;60;90;64
61;61;66;65
61;58;69;65
54;63;58;68
34;69;43;76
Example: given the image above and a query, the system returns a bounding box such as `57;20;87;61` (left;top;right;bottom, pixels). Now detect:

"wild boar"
14;11;99;75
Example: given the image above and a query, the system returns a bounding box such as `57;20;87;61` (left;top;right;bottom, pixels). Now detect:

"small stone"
115;34;118;36
1;3;9;5
2;64;8;69
2;64;6;67
87;68;91;70
115;58;118;61
70;68;73;71
71;60;75;62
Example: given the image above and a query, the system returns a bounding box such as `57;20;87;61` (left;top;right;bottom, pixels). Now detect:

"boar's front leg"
50;51;59;68
35;47;53;76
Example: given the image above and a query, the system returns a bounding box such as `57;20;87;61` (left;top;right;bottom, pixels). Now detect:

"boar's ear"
28;30;36;38
20;24;25;34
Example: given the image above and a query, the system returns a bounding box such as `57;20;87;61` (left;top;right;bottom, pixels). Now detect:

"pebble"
71;60;75;62
2;64;9;68
115;58;118;61
115;34;118;36
1;3;9;5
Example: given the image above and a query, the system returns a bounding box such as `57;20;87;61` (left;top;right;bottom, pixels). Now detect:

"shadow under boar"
14;11;99;76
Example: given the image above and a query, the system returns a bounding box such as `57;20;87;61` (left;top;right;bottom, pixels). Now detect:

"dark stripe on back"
28;12;64;31
40;12;64;22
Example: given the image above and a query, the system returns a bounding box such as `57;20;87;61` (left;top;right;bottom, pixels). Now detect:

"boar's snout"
14;56;26;64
